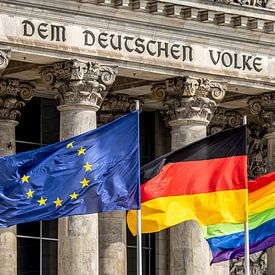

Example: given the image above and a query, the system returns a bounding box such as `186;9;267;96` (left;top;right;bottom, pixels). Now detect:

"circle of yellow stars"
20;142;93;208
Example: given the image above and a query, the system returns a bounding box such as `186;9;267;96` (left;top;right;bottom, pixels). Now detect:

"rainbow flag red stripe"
127;126;248;236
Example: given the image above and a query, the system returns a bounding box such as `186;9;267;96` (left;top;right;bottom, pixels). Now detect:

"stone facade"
0;0;273;274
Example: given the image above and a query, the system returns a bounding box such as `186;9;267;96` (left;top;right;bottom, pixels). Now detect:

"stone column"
97;94;136;275
248;93;275;275
209;107;244;275
152;77;226;275
41;60;117;275
0;75;34;274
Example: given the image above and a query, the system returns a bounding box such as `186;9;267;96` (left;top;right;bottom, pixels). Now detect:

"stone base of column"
99;211;126;275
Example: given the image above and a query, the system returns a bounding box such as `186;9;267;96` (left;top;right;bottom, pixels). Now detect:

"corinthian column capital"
248;92;275;132
98;94;137;125
0;46;11;76
0;78;34;120
208;107;243;134
41;60;118;111
152;76;226;102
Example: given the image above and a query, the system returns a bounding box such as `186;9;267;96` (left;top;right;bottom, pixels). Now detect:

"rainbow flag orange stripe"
127;126;248;236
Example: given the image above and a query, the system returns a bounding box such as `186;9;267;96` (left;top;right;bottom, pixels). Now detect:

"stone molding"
0;47;11;76
152;77;226;102
97;94;137;125
248;92;275;132
208;107;243;134
0;78;34;120
41;60;118;110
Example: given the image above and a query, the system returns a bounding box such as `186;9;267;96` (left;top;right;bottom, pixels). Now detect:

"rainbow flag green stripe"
203;207;275;240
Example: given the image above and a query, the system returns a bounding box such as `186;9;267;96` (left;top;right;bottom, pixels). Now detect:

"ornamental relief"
152;76;226;102
41;60;117;109
0;47;11;76
0;78;34;120
97;94;137;125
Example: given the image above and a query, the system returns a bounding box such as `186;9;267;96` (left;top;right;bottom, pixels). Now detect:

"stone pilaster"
0;77;34;275
97;93;136;275
152;76;227;275
0;46;11;76
41;60;117;275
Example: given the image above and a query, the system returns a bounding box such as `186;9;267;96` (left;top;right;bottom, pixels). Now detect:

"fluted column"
248;93;275;275
97;94;136;275
152;77;227;275
41;60;117;275
0;74;34;274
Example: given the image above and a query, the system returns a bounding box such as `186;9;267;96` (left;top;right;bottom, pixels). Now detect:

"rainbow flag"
127;126;248;236
204;172;275;263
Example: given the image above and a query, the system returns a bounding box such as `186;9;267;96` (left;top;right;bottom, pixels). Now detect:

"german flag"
127;126;248;235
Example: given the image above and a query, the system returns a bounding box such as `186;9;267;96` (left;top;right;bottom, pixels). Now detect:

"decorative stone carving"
162;96;216;127
97;94;137;125
248;123;267;179
215;0;268;7
0;78;34;120
248;93;275;133
41;60;117;110
230;251;267;275
152;76;226;102
0;47;11;76
208;107;243;134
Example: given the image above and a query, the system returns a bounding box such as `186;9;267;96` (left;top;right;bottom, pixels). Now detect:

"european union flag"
0;111;140;227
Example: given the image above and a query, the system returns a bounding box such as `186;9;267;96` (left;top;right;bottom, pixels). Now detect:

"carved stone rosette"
152;76;226;102
208;107;243;134
248;93;275;133
0;78;34;120
40;60;118;110
97;94;137;125
0;47;11;76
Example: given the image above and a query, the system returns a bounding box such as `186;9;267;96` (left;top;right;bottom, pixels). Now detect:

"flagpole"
136;100;142;275
243;115;250;275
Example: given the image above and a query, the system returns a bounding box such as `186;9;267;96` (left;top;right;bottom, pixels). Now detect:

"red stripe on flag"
141;155;247;203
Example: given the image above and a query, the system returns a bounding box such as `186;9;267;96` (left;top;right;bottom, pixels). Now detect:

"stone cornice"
41;60;118;110
1;0;274;35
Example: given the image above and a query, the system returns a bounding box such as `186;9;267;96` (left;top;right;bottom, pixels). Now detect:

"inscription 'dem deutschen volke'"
22;20;263;72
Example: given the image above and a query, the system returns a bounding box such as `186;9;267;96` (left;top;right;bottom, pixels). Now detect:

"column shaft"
58;105;98;275
169;120;211;275
40;60;117;275
97;94;135;275
0;120;17;275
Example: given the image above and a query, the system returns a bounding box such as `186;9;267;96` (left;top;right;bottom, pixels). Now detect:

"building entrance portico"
0;0;274;274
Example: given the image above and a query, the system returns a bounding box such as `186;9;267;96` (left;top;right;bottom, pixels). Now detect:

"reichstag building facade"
0;0;274;274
